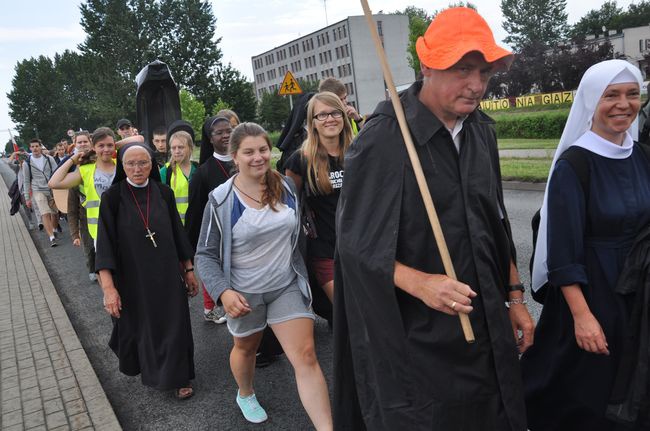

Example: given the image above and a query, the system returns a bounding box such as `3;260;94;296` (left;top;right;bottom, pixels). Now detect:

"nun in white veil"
522;59;649;430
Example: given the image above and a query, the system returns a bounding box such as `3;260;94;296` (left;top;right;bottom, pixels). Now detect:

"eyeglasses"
124;160;151;169
313;110;343;121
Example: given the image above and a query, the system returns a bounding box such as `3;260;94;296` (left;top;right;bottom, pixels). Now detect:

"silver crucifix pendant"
146;228;157;248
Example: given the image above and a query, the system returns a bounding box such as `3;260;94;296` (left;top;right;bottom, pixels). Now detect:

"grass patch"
500;158;552;182
498;139;558;150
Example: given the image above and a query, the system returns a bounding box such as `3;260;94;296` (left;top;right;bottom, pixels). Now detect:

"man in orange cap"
333;7;533;430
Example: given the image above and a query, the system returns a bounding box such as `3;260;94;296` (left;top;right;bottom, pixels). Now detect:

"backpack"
530;143;650;303
25;155;55;182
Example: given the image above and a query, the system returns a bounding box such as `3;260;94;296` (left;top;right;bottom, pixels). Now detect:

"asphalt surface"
1;159;545;430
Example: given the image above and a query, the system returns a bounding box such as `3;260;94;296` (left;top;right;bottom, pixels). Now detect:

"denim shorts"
227;282;314;338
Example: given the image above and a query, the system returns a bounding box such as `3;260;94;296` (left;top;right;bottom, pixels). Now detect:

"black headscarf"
198;116;230;166
112;142;162;184
167;119;195;144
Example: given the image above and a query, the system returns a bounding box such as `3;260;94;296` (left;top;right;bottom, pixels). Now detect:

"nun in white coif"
522;59;650;430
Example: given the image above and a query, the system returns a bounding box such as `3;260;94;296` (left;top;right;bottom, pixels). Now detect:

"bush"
494;110;568;139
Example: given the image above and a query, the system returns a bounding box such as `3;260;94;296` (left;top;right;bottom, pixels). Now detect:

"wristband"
505;298;528;308
506;283;525;293
184;267;194;273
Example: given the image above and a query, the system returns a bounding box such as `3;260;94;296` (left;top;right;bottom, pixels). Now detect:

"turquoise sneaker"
236;391;268;423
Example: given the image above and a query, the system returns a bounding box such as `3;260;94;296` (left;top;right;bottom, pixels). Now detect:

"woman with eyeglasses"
95;142;198;399
285;91;353;303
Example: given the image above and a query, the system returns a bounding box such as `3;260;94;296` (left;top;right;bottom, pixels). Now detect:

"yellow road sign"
278;71;303;95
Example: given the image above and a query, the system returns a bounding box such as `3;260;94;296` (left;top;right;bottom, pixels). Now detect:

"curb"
502;181;546;191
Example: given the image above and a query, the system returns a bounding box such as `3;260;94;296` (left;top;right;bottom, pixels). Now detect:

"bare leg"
271;318;332;431
230;331;264;396
42;213;55;238
321;280;334;303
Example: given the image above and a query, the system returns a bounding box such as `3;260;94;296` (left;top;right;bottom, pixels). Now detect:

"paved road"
1;160;545;430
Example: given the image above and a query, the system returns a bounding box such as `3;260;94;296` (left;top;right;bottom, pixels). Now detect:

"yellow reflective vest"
78;161;115;239
164;163;191;225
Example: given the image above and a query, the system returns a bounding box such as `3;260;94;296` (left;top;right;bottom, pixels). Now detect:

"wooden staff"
360;0;475;343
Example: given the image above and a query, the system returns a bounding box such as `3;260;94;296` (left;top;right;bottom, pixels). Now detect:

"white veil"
531;59;643;292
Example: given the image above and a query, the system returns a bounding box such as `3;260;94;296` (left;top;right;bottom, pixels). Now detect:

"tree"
501;0;568;50
257;91;290;132
570;1;650;38
156;0;222;107
8;56;68;145
77;0;223;121
213;64;257;122
570;1;624;38
211;99;232;116
396;4;476;75
399;6;432;75
179;89;206;139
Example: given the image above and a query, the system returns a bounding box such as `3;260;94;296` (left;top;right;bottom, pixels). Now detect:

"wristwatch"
506;283;525;293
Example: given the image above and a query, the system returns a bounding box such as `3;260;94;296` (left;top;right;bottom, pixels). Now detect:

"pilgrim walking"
95;143;198;399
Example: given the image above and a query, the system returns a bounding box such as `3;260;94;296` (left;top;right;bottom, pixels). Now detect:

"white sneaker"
203;306;227;324
89;273;97;282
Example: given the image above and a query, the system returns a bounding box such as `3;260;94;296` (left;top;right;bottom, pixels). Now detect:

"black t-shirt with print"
285;151;343;259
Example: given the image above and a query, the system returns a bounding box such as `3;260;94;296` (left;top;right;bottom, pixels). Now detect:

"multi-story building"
586;25;650;76
251;13;414;115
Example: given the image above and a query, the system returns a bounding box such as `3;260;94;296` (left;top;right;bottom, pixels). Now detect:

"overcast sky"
0;0;638;142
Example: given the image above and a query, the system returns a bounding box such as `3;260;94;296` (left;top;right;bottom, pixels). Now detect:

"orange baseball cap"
416;7;514;71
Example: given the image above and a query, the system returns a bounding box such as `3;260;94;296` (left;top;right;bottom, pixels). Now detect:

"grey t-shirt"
94;168;115;197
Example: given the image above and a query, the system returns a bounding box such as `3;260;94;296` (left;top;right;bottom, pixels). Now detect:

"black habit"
95;180;195;390
333;82;526;430
185;156;233;249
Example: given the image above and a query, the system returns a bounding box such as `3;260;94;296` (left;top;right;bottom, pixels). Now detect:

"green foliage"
494;110;569;139
213;64;257;122
179;89;206;140
500;158;552;182
297;78;319;93
485;37;612;98
570;1;624;38
571;1;650;37
500;0;569;49
257;91;290;132
7;53;103;145
211;99;232;116
396;3;476;75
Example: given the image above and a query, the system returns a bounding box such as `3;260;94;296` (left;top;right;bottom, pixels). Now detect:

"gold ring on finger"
451;301;457;310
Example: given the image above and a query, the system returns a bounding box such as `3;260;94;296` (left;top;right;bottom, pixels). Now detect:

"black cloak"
276;91;315;172
95;178;195;390
333;82;526;430
135;60;181;148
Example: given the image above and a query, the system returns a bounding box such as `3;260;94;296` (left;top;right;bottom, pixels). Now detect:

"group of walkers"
6;6;650;430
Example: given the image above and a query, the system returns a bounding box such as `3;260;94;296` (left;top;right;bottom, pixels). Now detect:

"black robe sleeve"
185;167;206;250
334;115;422;429
95;184;121;273
157;182;194;261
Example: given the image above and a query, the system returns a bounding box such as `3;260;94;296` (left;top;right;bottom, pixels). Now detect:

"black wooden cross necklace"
127;182;157;248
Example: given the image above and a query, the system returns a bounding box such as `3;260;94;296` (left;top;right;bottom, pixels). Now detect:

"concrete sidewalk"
0;173;121;430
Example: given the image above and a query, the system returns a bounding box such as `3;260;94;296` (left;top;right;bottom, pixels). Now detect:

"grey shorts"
227;282;314;338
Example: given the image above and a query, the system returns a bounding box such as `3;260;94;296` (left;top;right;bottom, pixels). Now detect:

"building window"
377;21;383;37
343;26;347;38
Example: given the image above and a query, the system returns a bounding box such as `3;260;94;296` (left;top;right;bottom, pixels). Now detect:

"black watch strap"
506;283;525;293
